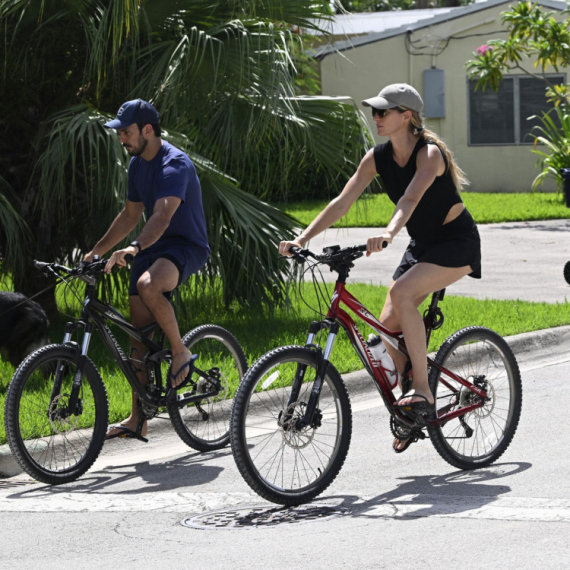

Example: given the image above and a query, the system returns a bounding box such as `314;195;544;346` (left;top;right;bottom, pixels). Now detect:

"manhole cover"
181;503;349;530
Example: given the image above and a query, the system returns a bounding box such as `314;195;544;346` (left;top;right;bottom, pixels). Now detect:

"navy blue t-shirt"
127;141;210;254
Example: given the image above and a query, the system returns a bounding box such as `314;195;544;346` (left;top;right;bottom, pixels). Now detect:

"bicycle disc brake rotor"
279;401;315;449
459;378;494;419
48;394;79;433
472;381;495;419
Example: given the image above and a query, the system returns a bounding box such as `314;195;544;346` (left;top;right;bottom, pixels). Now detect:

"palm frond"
0;175;30;275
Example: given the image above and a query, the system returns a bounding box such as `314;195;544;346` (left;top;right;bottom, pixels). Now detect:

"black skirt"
393;208;481;280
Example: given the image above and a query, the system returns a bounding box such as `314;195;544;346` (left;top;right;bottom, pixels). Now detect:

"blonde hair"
409;110;469;190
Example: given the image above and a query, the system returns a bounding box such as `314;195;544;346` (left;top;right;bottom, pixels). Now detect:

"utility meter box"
423;68;445;118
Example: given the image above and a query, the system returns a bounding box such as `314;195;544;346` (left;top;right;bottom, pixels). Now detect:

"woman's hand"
366;234;392;257
279;239;305;257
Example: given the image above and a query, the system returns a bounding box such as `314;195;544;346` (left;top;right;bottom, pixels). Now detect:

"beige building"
314;0;568;192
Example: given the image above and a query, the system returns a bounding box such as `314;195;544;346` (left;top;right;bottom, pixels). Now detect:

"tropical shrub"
0;0;372;312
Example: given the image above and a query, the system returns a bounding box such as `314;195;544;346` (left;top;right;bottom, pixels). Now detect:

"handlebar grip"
124;253;134;263
358;241;389;252
33;260;50;269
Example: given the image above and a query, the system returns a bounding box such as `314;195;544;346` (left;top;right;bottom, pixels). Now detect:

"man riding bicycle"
84;99;210;440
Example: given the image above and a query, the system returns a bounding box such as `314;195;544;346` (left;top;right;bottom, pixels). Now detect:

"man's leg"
135;258;192;387
106;295;154;438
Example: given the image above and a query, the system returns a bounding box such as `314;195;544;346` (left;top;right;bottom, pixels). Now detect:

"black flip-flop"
169;353;198;390
395;393;434;427
393;436;416;454
105;425;148;443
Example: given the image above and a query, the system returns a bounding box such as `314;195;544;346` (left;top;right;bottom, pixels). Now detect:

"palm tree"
1;0;372;313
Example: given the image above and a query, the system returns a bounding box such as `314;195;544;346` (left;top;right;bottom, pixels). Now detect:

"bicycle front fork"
49;321;93;418
287;320;339;429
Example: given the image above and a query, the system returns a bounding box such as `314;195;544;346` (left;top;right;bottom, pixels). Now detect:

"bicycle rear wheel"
4;344;108;484
231;346;352;506
428;326;522;470
168;325;247;451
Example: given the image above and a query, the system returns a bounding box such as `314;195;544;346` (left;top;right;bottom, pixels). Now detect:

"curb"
2;324;570;479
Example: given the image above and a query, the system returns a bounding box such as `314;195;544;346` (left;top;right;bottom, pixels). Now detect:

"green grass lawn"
277;192;570;228
1;280;569;444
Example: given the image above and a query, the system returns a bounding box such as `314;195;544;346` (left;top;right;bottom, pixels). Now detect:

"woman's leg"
379;281;428;377
388;262;471;406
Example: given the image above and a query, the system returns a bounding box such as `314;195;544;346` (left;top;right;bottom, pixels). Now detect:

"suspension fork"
287;320;339;429
64;323;93;416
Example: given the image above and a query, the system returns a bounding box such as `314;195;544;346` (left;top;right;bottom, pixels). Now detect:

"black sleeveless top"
373;138;462;242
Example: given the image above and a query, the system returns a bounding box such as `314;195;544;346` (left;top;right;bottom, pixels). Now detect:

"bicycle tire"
4;344;108;484
231;346;352;506
427;326;522;470
564;260;570;285
168;325;247;451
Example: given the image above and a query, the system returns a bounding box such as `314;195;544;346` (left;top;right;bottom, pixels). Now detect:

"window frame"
467;73;566;147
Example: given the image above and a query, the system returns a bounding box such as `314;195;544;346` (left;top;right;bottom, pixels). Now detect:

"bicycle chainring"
390;415;412;440
138;398;160;420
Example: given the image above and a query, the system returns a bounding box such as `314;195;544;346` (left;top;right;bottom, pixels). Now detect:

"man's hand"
105;246;138;274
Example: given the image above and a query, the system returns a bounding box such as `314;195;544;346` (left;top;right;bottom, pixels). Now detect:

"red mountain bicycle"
231;244;522;506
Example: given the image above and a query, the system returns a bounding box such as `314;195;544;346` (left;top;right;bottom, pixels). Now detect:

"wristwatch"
129;240;142;254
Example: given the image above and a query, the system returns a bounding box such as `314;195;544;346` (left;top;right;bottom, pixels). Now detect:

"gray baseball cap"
361;83;423;112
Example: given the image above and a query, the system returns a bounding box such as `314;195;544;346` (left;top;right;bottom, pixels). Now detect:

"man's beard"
125;136;148;156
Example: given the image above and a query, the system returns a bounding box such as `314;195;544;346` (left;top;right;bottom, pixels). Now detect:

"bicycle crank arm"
171;389;219;408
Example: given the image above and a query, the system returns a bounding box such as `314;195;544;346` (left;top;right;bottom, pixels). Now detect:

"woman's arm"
366;144;444;254
279;148;378;255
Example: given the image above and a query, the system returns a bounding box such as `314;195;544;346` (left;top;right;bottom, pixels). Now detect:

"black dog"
0;291;50;369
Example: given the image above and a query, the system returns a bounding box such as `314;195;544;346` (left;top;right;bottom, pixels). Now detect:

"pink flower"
476;44;493;56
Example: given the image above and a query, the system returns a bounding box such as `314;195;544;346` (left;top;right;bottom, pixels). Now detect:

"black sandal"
393;436;416;454
395;393;434;427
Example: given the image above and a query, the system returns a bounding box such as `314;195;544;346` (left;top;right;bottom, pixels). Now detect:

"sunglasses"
371;106;407;118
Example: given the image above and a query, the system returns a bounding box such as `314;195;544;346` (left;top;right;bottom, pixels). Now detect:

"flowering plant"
476;44;493;56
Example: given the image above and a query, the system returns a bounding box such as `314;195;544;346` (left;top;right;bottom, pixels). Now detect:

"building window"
468;75;565;145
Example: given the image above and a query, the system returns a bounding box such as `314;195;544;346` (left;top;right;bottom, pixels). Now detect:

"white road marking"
359;494;570;523
2;489;570;523
0;489;256;513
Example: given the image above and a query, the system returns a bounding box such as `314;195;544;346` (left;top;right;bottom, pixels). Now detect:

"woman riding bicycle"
279;83;481;453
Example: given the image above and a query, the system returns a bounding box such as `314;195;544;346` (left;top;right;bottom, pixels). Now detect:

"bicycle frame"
300;278;488;429
60;278;167;409
58;275;220;412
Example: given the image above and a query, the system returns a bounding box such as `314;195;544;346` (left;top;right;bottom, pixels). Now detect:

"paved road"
308;219;570;303
2;352;570;569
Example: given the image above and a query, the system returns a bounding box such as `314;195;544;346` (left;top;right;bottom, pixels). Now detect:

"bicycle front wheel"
168;325;247;452
428;327;522;470
231;346;352;506
4;344;108;484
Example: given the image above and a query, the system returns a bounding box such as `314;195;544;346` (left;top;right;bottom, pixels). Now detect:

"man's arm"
85;200;144;261
104;196;182;273
134;196;182;251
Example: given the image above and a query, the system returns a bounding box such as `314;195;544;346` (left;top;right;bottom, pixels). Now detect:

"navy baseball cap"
104;99;160;129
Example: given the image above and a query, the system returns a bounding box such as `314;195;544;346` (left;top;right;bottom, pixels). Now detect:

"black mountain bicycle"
4;258;247;484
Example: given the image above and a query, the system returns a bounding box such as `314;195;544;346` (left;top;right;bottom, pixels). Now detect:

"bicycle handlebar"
34;258;109;279
288;241;388;264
